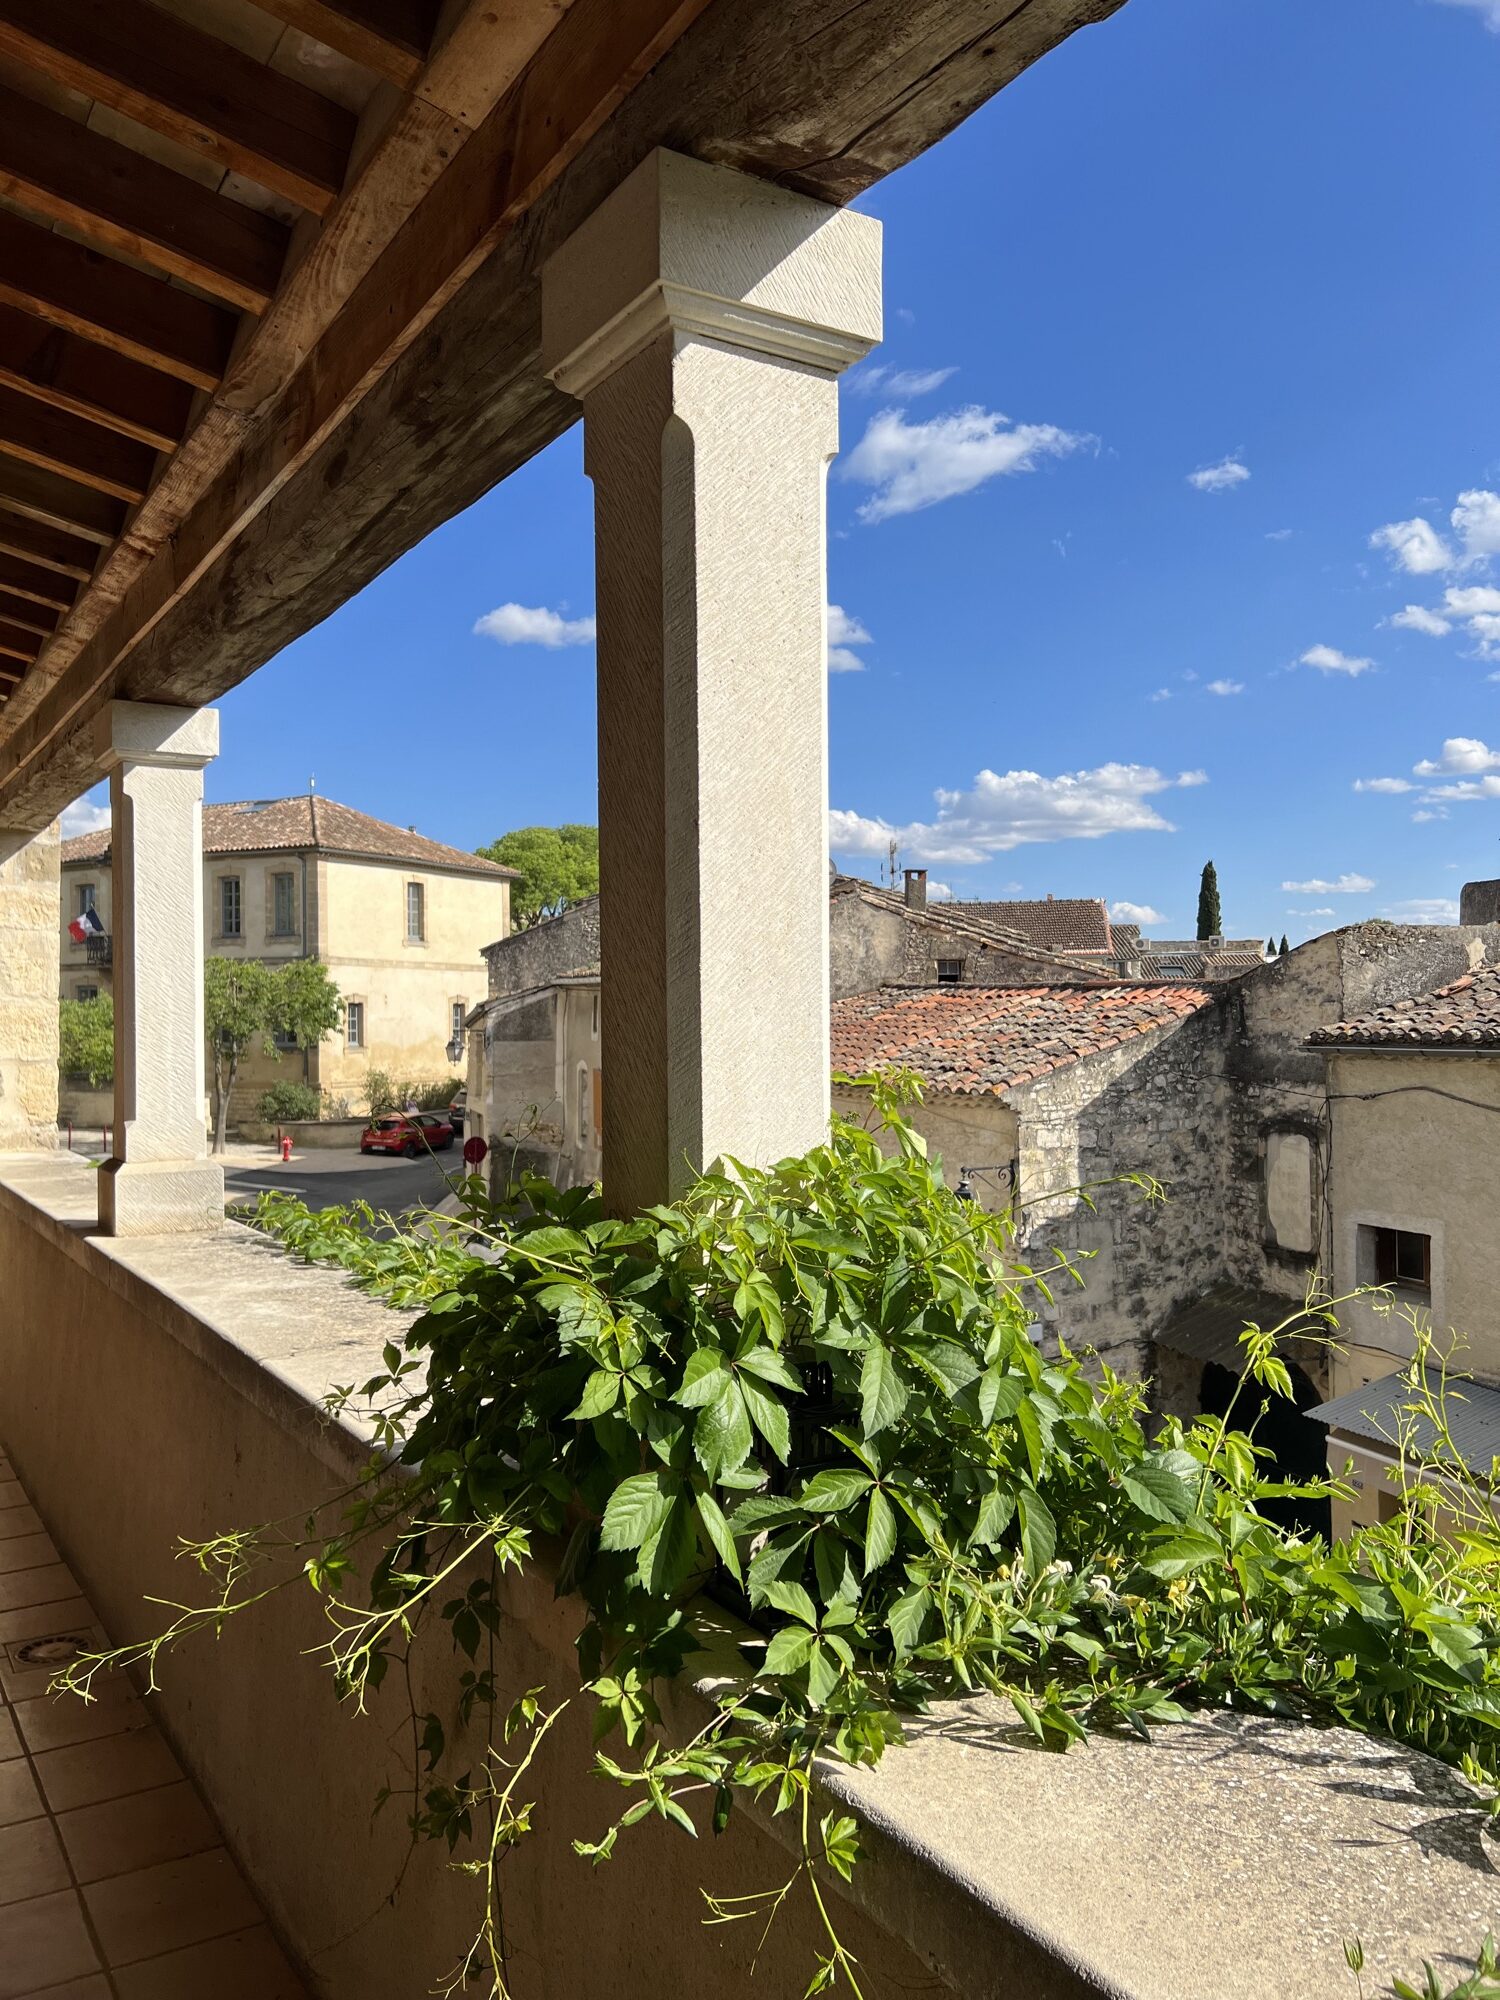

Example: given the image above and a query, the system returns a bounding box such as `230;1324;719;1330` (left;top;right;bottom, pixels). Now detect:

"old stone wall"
829;885;1094;999
485;896;600;996
0;822;60;1149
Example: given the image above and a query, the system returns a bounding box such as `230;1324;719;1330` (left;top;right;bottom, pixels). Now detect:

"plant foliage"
477;824;599;929
61;1079;1500;1997
58;993;113;1086
366;1069;464;1118
1196;859;1222;941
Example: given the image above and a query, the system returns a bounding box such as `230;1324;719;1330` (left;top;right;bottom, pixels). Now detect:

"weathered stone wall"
828;886;1093;999
0;822;60;1149
484;896;600;996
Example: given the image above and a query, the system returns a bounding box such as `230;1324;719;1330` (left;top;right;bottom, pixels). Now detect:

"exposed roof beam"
0;552;75;609
0;305;191;454
0;0;357;217
0;385;158;503
0;510;97;580
0;621;41;662
0;592;57;637
0;212;235;392
0;458;125;544
0;85;288;311
248;0;439;89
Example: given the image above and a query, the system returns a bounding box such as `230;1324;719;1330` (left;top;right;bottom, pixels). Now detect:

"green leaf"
916;1339;981;1396
693;1379;753;1480
1017;1488;1056;1577
805;1640;840;1706
515;1226;588;1263
763;1625;816;1676
695;1489;742;1583
676;1347;731;1408
569;1369;620;1421
859;1340;907;1437
637;1496;698;1594
1119;1463;1195;1524
737;1370;791;1464
1138;1524;1222;1580
1014;1398;1048;1483
974;1485;1016;1549
864;1487;897;1574
765;1579;819;1627
799;1468;873;1512
738;1348;803;1393
600;1471;675;1553
887;1585;929;1657
978;1368;1026;1427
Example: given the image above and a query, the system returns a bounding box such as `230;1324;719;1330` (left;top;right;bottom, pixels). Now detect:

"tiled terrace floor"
0;1448;309;1998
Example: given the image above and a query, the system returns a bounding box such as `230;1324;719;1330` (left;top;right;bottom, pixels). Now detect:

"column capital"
93;700;219;773
542;149;881;399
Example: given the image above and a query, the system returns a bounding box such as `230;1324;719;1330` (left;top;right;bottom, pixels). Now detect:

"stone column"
0;821;61;1150
94;701;223;1235
542;150;881;1211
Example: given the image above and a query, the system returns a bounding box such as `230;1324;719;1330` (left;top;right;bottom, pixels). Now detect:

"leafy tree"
272;958;344;1053
478;824;599;929
1280;933;1290;957
58;994;113;1087
1195;860;1221;941
204;958;343;1152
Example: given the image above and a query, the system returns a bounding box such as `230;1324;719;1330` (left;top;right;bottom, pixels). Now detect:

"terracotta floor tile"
82;1846;262;1967
33;1727;181;1814
0;1888;100;1999
0;1757;42;1828
0;1507;44;1543
59;1779;218;1885
0;1815;69;1904
0;1598;94;1648
112;1923;309;1999
0;1565;78;1615
0;1535;58;1578
13;1687;148;1756
10;1980;110;2000
0;1480;27;1512
0;1708;18;1760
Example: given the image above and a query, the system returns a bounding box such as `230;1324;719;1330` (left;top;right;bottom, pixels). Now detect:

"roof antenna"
308;772;315;794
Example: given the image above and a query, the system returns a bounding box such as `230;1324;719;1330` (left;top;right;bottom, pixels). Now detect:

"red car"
360;1112;454;1158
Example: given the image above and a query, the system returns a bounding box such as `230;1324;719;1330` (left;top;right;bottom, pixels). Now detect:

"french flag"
68;907;104;945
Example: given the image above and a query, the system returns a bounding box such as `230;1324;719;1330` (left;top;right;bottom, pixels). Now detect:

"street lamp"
446;1031;465;1067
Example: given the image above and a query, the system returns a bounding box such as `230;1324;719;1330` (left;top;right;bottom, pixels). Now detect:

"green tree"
58;994;113;1087
477;824;599;929
1195;860;1222;941
1280;933;1290;957
203;959;344;1153
1266;936;1275;956
272;958;344;1054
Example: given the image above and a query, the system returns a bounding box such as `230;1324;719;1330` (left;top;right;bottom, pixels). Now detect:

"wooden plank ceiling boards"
0;0;1126;819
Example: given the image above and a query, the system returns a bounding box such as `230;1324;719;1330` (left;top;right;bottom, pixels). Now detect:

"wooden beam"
0;213;235;392
0;460;125;545
0;552;75;610
248;0;439;89
0;306;191;455
0;510;98;580
0;386;158;504
0;592;58;637
0;85;289;312
0;622;41;662
0;0;356;217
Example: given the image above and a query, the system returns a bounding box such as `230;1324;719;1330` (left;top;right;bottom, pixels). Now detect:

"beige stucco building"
61;795;513;1119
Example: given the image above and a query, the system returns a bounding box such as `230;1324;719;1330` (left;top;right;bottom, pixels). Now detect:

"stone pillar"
93;701;223;1235
542;150;881;1211
0;821;61;1150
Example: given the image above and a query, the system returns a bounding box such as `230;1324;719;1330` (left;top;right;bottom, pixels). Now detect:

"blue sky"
71;0;1500;945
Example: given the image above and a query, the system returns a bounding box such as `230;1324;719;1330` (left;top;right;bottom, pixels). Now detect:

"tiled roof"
829;877;1103;979
948;897;1112;954
1308;963;1500;1049
830;983;1213;1094
1133;943;1266;983
62;797;515;879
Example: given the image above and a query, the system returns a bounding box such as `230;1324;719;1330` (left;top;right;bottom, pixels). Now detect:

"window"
346;1000;364;1048
1362;1225;1432;1294
451;1001;465;1043
406;881;425;942
272;871;297;937
936;958;963;986
219;876;242;937
75;983;98;1003
591;993;600;1039
76;883;96;916
577;1062;591;1148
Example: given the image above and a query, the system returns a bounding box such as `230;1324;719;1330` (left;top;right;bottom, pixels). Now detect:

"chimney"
904;867;927;910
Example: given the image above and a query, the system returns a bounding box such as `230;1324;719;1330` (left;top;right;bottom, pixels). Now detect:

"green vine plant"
57;1072;1500;1998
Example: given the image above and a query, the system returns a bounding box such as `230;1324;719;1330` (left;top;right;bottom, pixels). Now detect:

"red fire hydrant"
280;1134;293;1162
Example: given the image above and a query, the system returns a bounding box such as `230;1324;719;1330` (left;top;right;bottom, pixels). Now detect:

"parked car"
360;1113;450;1158
448;1088;466;1136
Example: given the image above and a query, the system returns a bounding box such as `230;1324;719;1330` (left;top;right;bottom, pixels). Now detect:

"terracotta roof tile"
829;877;1105;979
947;897;1112;954
62;797;515;879
1309;963;1500;1049
831;983;1214;1095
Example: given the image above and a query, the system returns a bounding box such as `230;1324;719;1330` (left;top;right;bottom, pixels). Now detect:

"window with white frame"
451;1001;464;1043
219;875;242;937
406;881;425;942
346;1000;365;1048
76;882;96;916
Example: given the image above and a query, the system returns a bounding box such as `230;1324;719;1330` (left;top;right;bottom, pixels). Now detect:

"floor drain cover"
13;1634;89;1667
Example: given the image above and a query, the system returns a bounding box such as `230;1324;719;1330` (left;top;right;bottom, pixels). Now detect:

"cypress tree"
1265;936;1275;956
1279;934;1290;957
1196;861;1222;941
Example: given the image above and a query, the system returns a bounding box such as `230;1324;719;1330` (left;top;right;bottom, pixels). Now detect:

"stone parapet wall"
0;822;61;1150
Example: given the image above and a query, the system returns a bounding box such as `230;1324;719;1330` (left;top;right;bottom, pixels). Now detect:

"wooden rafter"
0;620;41;662
249;0;439;89
0;386;157;504
0;212;235;392
0;0;356;216
0;511;97;581
0;592;58;637
0;459;125;545
0;552;75;610
0;85;288;312
0;305;191;455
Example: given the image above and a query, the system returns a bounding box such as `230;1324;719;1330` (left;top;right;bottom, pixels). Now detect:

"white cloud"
1187;457;1250;493
1370;516;1453;575
1384;897;1460;923
1110;900;1166;924
847;364;957;399
1431;0;1500;29
1353;777;1414;793
1288;907;1337;917
1265;527;1294;541
60;796;109;840
1299;644;1374;676
1413;736;1500;776
1452;487;1500;557
842;406;1092;522
827;603;871;673
1281;874;1376;894
474;602;596;648
1389;604;1453;636
1411;808;1450;822
1149;687;1172;702
1206;678;1243;696
830;764;1205;865
1438;583;1500;657
927;881;953;901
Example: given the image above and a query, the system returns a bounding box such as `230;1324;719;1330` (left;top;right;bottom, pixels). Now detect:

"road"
66;1135;459;1216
